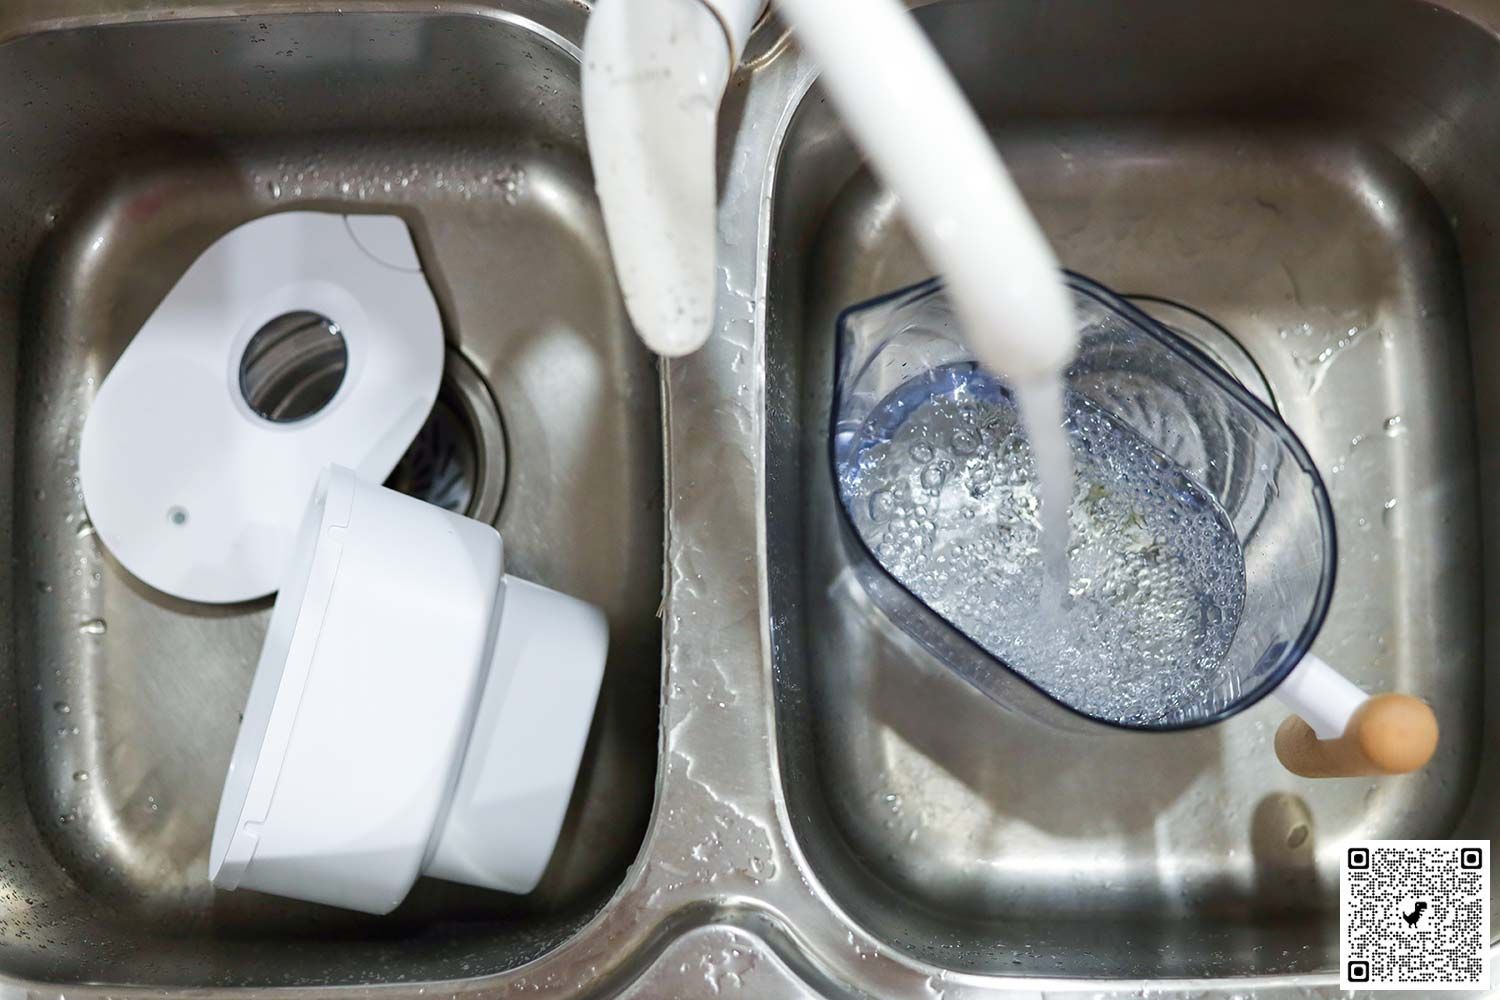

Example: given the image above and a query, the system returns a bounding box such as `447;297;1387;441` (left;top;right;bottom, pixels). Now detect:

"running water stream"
1014;377;1073;616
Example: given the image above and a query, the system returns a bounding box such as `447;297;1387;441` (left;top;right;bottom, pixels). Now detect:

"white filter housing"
210;465;607;914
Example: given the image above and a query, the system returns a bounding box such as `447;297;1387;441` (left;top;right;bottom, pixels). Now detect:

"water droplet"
72;771;87;782
166;506;188;526
78;619;106;636
267;179;282;199
497;165;527;205
74;520;95;539
1383;414;1407;437
1286;823;1309;849
52;702;69;715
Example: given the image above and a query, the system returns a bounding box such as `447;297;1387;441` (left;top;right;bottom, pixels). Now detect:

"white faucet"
582;0;1077;383
581;1;1444;782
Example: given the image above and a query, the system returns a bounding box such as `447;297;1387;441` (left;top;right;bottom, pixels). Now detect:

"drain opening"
239;311;348;423
385;348;506;525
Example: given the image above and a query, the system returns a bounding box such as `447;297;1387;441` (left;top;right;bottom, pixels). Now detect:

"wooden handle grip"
1275;694;1439;778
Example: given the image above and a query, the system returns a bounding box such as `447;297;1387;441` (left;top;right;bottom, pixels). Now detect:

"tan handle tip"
1355;694;1439;774
1275;694;1438;779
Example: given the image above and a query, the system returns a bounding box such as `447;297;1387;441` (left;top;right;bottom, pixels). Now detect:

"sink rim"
0;0;1493;996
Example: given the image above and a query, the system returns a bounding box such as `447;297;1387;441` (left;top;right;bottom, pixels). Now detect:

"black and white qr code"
1341;839;1490;990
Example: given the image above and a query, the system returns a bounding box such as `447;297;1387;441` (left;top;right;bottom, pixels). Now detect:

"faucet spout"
582;0;759;357
584;0;1076;382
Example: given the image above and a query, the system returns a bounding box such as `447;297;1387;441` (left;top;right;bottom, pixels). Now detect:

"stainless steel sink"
0;0;1495;995
0;5;662;987
767;0;1486;980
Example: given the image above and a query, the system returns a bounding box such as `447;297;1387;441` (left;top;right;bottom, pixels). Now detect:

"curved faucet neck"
583;0;1077;381
581;0;762;357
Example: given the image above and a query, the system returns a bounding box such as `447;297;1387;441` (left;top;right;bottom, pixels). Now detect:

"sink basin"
0;7;661;987
767;0;1488;979
1;0;1497;994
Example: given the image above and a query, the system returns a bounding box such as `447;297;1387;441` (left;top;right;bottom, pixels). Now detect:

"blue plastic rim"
828;271;1338;733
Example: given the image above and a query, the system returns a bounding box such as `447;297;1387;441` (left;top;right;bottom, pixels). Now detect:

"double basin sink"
0;0;1491;994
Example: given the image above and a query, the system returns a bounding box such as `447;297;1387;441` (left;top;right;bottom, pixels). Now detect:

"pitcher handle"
1272;654;1438;778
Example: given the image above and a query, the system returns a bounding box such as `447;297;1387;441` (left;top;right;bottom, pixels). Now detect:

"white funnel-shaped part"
583;0;753;357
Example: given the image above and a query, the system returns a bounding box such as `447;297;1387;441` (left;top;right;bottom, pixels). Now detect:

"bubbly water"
839;363;1246;726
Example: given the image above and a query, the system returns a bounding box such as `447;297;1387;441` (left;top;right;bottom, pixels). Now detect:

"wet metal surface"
0;0;1494;996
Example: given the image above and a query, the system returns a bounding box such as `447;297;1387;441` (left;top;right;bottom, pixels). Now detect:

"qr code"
1341;839;1490;990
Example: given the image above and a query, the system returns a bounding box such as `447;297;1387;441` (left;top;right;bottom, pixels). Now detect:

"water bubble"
1383;414;1407;437
950;429;978;454
867;489;897;522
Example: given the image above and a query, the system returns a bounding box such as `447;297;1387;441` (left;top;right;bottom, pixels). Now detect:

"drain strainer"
386;348;506;524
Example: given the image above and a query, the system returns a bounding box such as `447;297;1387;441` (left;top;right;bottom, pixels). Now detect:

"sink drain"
239;310;349;423
385;348;506;525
